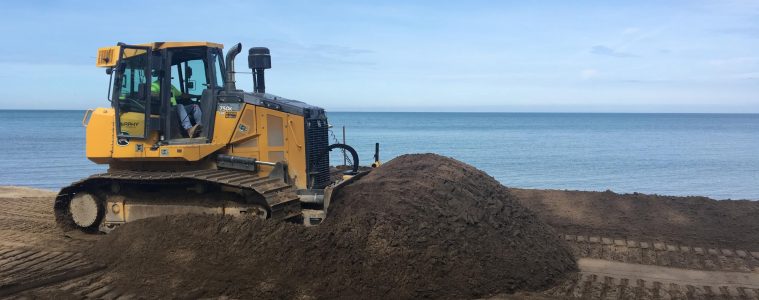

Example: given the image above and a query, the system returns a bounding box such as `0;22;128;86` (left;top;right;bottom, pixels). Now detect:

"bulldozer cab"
111;43;225;143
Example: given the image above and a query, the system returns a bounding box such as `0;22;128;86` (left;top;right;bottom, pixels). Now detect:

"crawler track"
54;169;302;231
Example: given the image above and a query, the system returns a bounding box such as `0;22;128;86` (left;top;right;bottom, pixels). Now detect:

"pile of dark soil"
90;154;576;299
512;188;759;249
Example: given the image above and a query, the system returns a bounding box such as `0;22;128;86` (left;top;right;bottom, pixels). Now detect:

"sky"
0;0;757;112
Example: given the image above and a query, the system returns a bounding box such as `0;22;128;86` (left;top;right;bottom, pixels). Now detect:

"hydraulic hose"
325;143;359;174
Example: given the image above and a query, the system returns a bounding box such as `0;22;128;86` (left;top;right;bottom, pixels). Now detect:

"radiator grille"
305;116;330;189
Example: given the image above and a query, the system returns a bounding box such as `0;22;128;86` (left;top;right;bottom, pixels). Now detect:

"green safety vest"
151;81;181;106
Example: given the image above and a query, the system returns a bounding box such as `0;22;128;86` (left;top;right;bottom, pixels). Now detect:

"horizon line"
1;108;758;115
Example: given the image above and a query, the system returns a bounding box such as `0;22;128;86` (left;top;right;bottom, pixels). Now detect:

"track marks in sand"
546;271;759;300
0;246;104;298
562;234;759;273
0;195;94;252
546;233;759;300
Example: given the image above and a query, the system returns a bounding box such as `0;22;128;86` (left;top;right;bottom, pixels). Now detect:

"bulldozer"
55;41;371;233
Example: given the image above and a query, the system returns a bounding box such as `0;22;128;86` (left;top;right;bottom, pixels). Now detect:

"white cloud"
729;72;759;79
622;27;640;35
708;57;759;67
580;69;599;79
590;45;637;58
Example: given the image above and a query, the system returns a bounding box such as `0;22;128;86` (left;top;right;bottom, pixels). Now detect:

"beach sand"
0;183;757;299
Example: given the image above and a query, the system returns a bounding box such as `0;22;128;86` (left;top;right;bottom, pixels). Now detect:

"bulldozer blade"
323;170;371;215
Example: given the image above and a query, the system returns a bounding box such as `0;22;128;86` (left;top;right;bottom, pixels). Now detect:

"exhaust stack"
248;47;271;93
224;43;242;92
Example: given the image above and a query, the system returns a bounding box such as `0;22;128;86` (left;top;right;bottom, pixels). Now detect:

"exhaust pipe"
248;47;271;93
224;43;242;92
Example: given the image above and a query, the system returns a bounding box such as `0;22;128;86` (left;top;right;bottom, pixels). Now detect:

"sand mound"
90;154;576;299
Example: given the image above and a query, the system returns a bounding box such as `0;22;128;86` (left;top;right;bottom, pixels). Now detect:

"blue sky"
0;0;757;112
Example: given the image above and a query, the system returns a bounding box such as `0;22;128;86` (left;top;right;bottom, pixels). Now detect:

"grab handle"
82;109;94;127
288;120;303;149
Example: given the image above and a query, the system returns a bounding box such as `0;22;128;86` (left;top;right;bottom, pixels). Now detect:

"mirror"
187;80;195;89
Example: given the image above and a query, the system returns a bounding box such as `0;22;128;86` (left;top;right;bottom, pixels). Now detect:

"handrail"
288;120;303;149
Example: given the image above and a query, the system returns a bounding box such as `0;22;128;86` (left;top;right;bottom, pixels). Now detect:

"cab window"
117;52;148;113
114;47;150;138
168;47;212;96
212;51;224;88
171;64;181;93
184;59;208;96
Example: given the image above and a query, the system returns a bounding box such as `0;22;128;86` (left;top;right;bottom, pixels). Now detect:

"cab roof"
138;41;224;50
96;42;224;67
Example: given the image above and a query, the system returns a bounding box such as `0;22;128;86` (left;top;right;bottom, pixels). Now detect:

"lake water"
1;110;757;200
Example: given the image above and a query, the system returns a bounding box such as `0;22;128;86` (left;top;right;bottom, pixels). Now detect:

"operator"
151;80;202;137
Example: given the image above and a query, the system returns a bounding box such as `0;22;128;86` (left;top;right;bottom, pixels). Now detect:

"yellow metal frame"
138;41;223;50
96;41;224;68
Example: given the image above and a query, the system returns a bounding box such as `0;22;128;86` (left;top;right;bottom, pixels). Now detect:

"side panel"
286;114;307;189
229;105;257;144
255;107;308;189
86;108;115;164
228;104;260;158
112;117;159;159
117;112;146;137
212;102;245;145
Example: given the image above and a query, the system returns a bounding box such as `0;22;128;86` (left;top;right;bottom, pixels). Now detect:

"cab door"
113;45;152;139
164;47;218;142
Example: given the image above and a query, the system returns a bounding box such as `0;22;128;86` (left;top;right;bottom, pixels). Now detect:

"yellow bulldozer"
55;41;373;233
